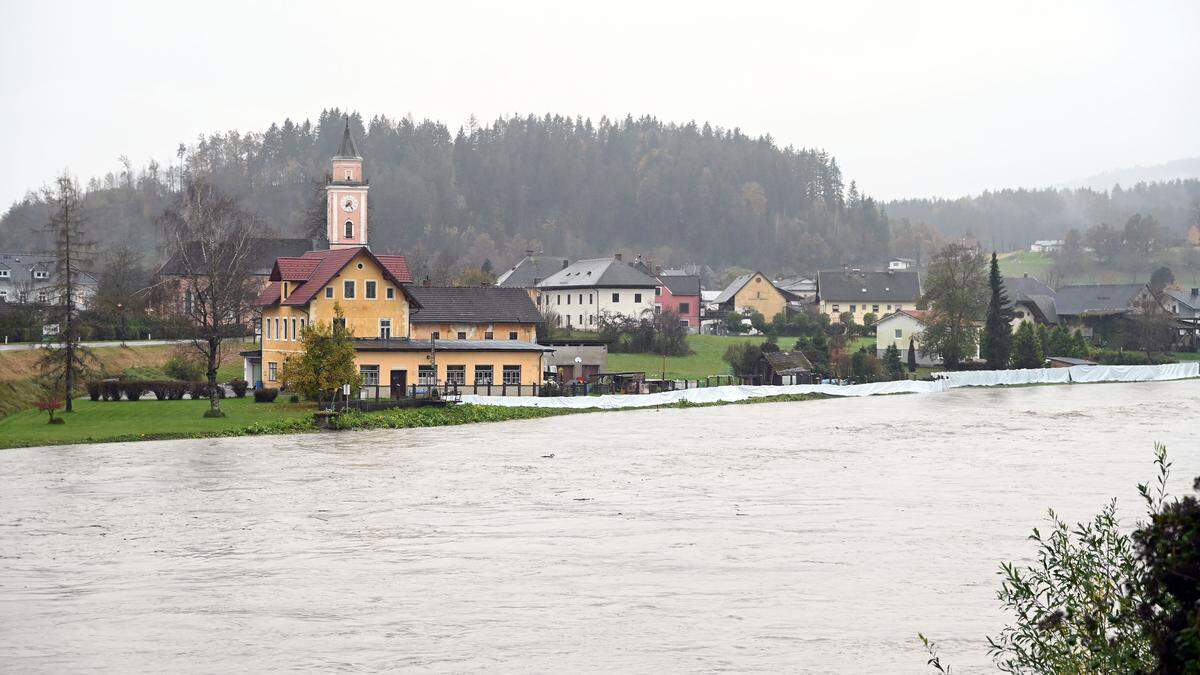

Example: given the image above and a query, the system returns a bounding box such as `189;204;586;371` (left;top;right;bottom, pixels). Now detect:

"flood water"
1;380;1197;673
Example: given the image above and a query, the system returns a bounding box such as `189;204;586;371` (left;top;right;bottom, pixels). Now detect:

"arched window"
344;220;354;238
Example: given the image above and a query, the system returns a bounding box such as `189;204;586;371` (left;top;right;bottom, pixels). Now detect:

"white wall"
543;286;656;328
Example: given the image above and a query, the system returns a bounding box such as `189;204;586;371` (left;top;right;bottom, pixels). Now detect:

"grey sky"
2;0;1198;211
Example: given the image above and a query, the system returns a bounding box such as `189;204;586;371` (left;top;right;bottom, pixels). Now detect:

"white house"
873;308;980;366
535;255;659;329
1029;240;1064;253
0;253;97;308
887;258;915;270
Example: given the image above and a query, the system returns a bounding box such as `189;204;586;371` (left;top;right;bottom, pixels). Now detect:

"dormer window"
34;270;49;279
0;270;9;278
344;221;354;239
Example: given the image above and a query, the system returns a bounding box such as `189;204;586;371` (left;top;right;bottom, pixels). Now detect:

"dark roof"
760;350;813;374
1002;275;1053;299
158;238;312;277
257;247;416;307
335;116;361;159
1054;284;1145;316
537;258;659;289
495;256;570;288
657;271;700;297
1165;288;1200;310
352;338;552;352
712;273;760;304
407;286;542;324
817;270;921;302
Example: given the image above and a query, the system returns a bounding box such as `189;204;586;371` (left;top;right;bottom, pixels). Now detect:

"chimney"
1192;288;1198;297
655;265;662;275
614;252;623;262
422;276;431;287
561;259;569;269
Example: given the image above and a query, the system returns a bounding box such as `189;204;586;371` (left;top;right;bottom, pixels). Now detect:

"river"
1;380;1197;673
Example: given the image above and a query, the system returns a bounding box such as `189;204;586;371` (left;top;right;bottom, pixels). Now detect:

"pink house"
654;270;701;331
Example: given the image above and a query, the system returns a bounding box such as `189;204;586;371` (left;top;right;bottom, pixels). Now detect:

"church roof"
334;117;361;159
256;247;415;307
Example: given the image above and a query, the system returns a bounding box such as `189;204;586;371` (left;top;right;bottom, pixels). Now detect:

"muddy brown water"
1;380;1197;673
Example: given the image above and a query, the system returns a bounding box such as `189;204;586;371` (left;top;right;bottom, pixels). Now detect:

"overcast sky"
2;0;1198;211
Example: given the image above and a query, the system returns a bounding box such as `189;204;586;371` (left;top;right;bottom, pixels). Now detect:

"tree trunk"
205;336;224;417
65;340;74;412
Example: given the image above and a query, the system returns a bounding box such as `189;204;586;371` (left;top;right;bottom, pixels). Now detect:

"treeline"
887;181;1200;251
0;109;890;274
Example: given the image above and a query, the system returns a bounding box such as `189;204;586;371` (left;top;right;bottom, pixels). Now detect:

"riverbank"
0;392;834;450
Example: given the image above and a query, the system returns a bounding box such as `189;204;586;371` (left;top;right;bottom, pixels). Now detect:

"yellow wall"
410;322;536;341
354;350;545;386
734;273;787;320
820;299;911;324
305;251;411;338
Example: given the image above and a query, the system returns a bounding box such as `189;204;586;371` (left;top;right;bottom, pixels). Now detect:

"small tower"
326;116;369;249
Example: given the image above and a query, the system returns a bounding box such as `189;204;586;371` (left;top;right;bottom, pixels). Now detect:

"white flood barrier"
459;361;1198;409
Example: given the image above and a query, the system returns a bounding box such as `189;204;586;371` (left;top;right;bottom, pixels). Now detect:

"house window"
679;302;690;314
474;365;494;385
1015;311;1025;319
34;270;48;279
299;318;306;334
850;305;856;313
579;315;583;325
380;318;392;339
634;293;642;303
556;316;562;327
360;365;380;386
457;331;466;340
567;294;571;305
445;365;466;385
536;295;542;306
508;331;518;340
267;362;277;381
264;318;270;340
37;291;48;303
0;270;8;278
612;293;620;302
343;280;355;299
894;328;902;339
325;286;334;299
0;290;7;300
578;294;583;304
386;287;394;300
502;365;521;385
18;292;26;303
365;280;377;299
655;286;661;296
680;319;689;327
589;294;593;304
872;305;879;313
283;318;289;341
588;315;594;325
831;304;840;313
484;331;493;339
344;220;354;238
418;364;436;385
275;318;281;340
431;331;440;339
291;318;297;341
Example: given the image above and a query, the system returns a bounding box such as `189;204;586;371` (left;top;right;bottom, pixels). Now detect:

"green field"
606;334;875;380
998;250;1200;286
0;397;313;449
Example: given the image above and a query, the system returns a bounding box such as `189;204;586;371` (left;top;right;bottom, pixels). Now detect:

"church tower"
326;116;369;249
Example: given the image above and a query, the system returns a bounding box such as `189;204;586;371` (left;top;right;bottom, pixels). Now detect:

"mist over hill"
3;109;1198;277
0;109;889;275
1061;156;1200;191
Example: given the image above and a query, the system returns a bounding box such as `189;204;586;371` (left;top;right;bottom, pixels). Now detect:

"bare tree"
38;172;95;412
158;178;264;418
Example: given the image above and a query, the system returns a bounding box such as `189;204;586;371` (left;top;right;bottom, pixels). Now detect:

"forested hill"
887;181;1200;251
0;109;891;275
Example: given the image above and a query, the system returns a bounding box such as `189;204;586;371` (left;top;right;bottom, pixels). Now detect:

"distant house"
406;286;542;342
1003;275;1058;327
754;350;813;384
775;275;817;300
1029;240;1064;253
816;269;921;324
0;253;97;308
873;308;979;366
712;271;791;322
155;237;312;320
888;258;915;271
653;269;702;331
1054;283;1152;337
1164;287;1200;320
535;255;659;329
1188;224;1200;247
495;253;571;294
540;338;610;381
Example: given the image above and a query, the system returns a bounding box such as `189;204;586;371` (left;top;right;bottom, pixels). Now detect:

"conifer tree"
907;337;917;372
983;252;1013;369
1011;322;1044;369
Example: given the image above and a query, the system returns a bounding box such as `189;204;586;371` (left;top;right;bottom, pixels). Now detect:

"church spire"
334;115;361;159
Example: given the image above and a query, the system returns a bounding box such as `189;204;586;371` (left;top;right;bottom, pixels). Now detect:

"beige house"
873;308;979;366
817;269;921;325
712;271;790;321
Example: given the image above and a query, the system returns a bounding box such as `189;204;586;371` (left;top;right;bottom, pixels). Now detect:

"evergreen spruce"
1011;322;1044;369
983;252;1013;369
907;337;918;372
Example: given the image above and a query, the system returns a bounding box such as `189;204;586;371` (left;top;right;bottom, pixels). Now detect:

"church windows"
344;220;354;239
343;280;355;299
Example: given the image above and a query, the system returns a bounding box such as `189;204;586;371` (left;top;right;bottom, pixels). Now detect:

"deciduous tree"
919;243;987;369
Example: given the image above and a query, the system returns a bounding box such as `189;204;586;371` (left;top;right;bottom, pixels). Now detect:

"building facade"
0;253;97;308
816;269;921;324
712;271;789;321
535;256;659;328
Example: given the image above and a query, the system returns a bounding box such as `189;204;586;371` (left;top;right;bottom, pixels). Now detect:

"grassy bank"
0;343;250;417
606;334;874;379
998;250;1200;286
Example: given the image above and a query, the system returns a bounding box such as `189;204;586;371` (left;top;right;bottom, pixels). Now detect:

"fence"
348;375;765;402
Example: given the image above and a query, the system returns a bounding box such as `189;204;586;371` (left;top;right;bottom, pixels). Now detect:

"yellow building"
712;271;790;321
816;269;921;324
245;119;550;394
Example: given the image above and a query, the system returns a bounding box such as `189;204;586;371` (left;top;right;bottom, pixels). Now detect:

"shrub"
254;388;279;403
34;396;64;424
102;380;121;401
229;380;249;398
1093;350;1170;366
120;381;148;401
189;382;225;399
164;353;205;381
86;381;102;401
722;342;762;376
288;394;300;403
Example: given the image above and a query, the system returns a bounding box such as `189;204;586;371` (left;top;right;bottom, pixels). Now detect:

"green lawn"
998;250;1200;286
0;397;313;449
605;333;876;380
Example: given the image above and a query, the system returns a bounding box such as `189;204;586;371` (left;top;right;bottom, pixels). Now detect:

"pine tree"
1070;329;1090;358
1036;323;1050;360
983;252;1013;369
907;337;918;372
882;344;904;379
1047;324;1071;357
1011;322;1044;369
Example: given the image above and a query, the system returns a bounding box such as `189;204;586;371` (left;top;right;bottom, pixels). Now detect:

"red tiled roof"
255;280;282;307
376;255;413;283
263;247;417;308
